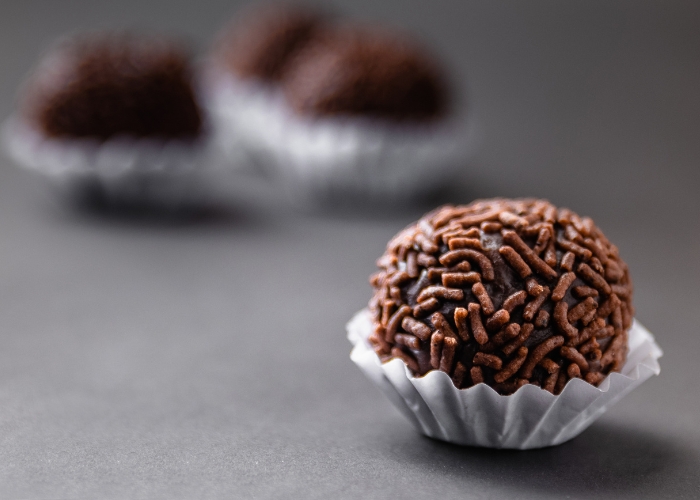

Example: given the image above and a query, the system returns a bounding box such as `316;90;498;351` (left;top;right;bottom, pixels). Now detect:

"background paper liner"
347;308;662;449
2;117;215;208
204;72;481;205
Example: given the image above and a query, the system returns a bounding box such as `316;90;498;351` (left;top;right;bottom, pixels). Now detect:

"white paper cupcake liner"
200;69;265;175
2;117;215;209
347;308;662;449
204;71;481;205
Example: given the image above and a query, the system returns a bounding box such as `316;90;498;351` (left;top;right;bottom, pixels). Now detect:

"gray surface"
1;0;700;498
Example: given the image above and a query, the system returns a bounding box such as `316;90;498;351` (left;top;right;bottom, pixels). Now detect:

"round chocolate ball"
368;199;633;395
23;34;203;141
215;4;325;82
282;28;448;121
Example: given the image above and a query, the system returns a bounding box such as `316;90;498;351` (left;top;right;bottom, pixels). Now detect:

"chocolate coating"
368;199;633;395
283;28;448;121
24;34;203;140
215;4;325;82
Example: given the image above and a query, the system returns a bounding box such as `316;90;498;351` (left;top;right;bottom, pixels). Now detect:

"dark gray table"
1;1;699;498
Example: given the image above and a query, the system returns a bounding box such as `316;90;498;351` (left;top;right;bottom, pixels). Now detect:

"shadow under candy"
34;177;266;231
383;419;700;498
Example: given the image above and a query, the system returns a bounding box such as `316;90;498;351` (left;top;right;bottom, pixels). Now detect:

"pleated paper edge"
1;117;212;180
347;308;662;449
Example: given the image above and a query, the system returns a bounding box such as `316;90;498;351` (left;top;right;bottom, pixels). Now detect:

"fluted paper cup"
2;117;214;209
204;71;480;206
201;69;269;173
347;308;662;449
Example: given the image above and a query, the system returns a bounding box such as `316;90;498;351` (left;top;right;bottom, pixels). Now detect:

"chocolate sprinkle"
368;198;633;395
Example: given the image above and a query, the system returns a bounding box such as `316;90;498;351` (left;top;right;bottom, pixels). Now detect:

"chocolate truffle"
24;34;203;140
215;4;325;82
368;199;633;395
283;28;448;121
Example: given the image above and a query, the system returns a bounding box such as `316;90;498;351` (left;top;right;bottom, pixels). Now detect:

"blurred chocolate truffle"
23;34;203;140
215;4;326;82
283;28;448;121
369;199;633;395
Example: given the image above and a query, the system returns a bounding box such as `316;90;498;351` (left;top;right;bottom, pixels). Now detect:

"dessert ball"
215;4;325;82
368;199;633;395
283;28;448;121
23;34;203;140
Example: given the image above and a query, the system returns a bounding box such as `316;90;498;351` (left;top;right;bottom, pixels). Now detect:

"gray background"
1;0;699;498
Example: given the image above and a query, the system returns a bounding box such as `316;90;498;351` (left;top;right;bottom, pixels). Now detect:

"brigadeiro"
205;6;476;205
4;33;210;208
347;198;662;448
370;198;633;393
253;26;475;204
24;34;203;141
